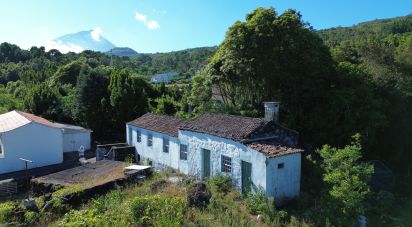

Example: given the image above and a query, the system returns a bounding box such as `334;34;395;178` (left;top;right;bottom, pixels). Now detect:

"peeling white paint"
126;124;301;200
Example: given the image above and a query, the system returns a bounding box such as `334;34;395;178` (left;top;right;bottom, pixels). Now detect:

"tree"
108;69;149;129
73;65;111;134
204;7;338;146
188;69;213;114
319;134;374;225
22;83;61;120
152;95;180;115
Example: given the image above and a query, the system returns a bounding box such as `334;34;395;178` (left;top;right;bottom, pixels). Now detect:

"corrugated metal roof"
0;111;31;133
0;110;61;133
54;123;93;133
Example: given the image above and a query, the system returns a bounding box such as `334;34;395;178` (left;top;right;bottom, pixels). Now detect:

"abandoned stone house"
126;102;303;200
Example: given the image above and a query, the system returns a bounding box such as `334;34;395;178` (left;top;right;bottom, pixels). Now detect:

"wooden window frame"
163;138;169;153
136;130;141;143
180;144;188;160
147;134;153;147
221;155;232;173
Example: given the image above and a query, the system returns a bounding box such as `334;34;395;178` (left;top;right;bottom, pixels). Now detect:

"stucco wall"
62;131;91;152
126;125;180;169
179;130;268;191
0;122;63;174
266;153;301;200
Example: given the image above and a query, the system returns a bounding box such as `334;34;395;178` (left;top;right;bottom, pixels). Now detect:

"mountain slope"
108;47;138;57
53;30;116;53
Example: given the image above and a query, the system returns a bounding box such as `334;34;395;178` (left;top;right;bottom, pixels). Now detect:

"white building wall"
265;153;301;200
0;122;63;174
126;125;180;169
62;132;91;152
179;130;268;191
126;124;301;200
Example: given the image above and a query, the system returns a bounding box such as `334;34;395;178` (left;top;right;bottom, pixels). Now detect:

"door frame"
241;160;252;194
201;148;211;179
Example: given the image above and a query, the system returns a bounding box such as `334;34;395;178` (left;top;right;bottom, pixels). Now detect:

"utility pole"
110;49;113;67
19;158;33;189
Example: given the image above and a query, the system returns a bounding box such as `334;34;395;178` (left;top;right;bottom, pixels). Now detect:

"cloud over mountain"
45;29;116;53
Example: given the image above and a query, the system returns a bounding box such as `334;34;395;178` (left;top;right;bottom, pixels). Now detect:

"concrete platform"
32;160;129;188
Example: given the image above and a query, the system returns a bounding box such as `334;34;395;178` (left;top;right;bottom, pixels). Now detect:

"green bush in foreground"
130;195;186;226
0;202;15;223
206;174;232;193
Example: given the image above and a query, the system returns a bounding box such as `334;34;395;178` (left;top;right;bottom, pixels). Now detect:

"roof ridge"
202;112;267;121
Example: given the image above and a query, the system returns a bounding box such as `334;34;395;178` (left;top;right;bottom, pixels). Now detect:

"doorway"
241;161;252;193
202;149;211;179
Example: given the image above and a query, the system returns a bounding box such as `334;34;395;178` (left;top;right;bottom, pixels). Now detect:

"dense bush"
187;182;212;208
245;189;266;215
58;209;102;227
206;174;232;193
130;195;186;226
0;202;15;223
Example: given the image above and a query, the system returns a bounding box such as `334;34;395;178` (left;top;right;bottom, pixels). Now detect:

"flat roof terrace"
32;160;129;188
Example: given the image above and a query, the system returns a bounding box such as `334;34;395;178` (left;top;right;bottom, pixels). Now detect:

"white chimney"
264;102;280;123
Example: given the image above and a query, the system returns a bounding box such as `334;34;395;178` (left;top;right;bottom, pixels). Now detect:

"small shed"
55;123;92;153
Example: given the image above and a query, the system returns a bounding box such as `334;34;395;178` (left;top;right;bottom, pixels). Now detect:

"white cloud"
90;27;103;42
135;12;160;30
146;20;160;30
135;12;148;23
44;40;84;53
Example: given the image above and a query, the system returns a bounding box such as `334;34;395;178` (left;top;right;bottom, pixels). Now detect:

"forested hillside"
318;14;412;47
0;44;214;140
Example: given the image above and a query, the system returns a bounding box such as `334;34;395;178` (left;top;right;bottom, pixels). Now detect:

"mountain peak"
47;28;116;53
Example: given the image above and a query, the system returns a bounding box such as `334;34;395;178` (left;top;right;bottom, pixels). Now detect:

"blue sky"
0;0;411;53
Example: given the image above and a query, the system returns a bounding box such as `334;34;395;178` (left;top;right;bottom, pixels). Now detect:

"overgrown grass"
0;172;314;226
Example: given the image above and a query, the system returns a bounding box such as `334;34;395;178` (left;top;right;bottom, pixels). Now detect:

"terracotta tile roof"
179;113;269;141
127;113;187;137
247;141;303;158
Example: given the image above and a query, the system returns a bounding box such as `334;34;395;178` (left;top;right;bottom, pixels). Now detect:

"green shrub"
24;211;37;224
0;202;15;223
206;174;232;193
130;195;186;226
245;189;266;214
58;209;102;227
259;197;288;225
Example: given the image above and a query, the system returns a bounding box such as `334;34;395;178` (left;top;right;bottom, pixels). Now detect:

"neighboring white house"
0;111;93;175
150;72;179;84
54;123;92;152
0;111;63;174
126;102;303;201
